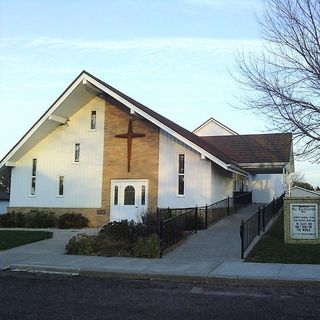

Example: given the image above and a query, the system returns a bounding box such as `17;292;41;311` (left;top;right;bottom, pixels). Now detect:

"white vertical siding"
0;201;9;214
252;174;284;203
211;163;233;203
10;97;105;208
158;130;212;208
194;121;234;136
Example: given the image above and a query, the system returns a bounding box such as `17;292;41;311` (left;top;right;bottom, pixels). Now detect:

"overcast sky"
0;0;319;186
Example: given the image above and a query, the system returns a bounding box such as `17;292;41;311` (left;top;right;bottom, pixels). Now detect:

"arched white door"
110;180;148;222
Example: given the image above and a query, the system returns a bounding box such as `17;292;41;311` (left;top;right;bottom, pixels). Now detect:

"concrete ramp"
164;204;263;262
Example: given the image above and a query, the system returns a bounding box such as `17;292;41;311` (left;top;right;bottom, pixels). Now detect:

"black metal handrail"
158;191;253;257
159;207;198;257
240;193;285;259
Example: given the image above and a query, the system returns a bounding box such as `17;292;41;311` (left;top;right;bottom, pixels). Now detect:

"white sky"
0;0;319;187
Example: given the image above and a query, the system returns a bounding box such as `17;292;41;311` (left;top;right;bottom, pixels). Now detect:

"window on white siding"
30;158;37;195
74;143;80;162
90;111;96;130
58;176;64;196
114;186;119;205
178;154;185;195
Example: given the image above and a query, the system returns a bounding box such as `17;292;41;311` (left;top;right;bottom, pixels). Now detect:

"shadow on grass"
246;214;320;264
0;230;53;250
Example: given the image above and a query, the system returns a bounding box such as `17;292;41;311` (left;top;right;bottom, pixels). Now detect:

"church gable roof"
0;71;292;176
201;133;293;173
87;71;244;173
193;117;238;136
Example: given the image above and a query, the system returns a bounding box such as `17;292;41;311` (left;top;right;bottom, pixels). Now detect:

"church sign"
290;204;318;240
284;197;320;244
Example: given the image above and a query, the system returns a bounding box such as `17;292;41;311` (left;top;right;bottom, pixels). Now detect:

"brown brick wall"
101;101;159;222
284;197;320;244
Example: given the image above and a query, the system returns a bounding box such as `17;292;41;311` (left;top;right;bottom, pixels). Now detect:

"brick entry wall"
101;99;160;223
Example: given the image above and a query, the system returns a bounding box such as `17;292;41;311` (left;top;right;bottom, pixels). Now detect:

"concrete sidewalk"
1;226;320;284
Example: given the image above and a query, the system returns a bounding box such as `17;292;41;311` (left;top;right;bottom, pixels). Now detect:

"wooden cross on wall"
115;119;145;172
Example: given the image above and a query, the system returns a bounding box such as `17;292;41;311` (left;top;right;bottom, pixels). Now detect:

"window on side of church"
141;185;146;205
114;186;118;205
74;143;80;162
90;110;96;130
58;176;64;196
178;154;185;196
30;158;37;195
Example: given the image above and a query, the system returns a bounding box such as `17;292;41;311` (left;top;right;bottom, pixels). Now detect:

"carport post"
194;206;198;234
227;196;230;215
159;220;163;258
205;204;208;229
257;207;261;236
240;220;245;259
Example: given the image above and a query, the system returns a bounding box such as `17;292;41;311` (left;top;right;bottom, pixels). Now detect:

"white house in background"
0;71;294;226
0;192;9;214
289;186;320;198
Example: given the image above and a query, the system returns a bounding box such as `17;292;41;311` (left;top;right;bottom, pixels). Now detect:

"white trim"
0;72;247;176
48;114;67;125
239;162;288;167
5;161;16;167
84;74;245;175
0;76;84;168
193;117;238;135
290;186;320;197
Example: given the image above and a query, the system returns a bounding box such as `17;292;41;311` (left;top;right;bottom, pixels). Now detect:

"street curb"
8;264;320;287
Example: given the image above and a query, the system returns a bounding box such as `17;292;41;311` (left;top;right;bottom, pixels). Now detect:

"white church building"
0;71;294;226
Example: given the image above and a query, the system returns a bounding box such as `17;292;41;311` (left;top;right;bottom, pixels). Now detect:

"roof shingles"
201;133;292;164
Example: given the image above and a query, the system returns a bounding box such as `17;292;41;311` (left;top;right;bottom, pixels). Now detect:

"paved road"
1;271;319;320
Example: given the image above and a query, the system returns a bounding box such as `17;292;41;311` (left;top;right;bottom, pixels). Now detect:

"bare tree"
236;0;320;163
291;171;305;184
0;173;10;193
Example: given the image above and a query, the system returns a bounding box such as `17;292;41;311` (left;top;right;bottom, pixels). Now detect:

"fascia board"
0;76;85;167
84;74;243;174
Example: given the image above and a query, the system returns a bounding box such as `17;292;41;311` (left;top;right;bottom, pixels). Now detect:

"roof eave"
83;72;244;175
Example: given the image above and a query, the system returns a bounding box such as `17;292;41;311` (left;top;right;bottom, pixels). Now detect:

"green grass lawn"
0;230;53;250
246;214;320;264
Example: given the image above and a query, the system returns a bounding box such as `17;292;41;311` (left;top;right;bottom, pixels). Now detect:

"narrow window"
141;185;146;205
178;154;185;195
114;186;119;205
58;176;64;196
232;173;238;191
31;158;37;195
74;143;80;162
124;185;135;205
90;111;96;130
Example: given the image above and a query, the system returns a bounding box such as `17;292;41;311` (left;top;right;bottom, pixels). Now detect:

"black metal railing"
159;207;198;257
230;191;252;214
203;197;230;228
158;191;252;257
240;193;285;259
